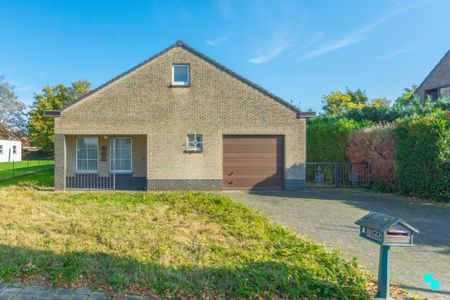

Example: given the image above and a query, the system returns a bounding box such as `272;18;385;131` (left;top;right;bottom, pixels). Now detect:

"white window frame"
110;137;133;174
76;137;99;174
172;64;190;86
186;133;203;152
12;145;17;154
0;145;3;155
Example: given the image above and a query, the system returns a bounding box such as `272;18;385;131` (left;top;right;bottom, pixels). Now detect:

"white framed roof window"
172;64;190;86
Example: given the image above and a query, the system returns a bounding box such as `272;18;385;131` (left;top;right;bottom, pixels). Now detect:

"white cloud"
302;13;394;60
206;36;226;47
301;35;365;59
378;45;419;59
248;40;294;64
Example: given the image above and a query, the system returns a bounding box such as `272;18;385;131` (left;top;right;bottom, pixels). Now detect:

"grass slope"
0;189;369;299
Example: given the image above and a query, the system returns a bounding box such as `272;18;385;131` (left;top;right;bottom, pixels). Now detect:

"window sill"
169;84;190;88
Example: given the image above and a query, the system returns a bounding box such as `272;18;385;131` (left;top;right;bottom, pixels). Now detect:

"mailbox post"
355;212;419;300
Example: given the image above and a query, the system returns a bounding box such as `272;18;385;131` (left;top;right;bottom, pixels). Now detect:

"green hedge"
307;116;373;162
394;114;450;202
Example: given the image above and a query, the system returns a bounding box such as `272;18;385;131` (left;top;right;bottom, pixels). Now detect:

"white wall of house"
0;140;22;162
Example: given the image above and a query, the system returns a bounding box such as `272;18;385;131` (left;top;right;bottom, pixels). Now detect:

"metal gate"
306;162;369;188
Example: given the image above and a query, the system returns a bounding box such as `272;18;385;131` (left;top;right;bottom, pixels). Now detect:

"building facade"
51;41;313;191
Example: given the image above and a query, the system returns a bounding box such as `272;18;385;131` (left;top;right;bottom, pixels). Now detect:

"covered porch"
62;135;147;190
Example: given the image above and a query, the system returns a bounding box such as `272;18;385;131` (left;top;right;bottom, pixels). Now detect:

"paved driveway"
227;189;450;300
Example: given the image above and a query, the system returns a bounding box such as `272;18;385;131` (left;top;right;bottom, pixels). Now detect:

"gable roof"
416;49;450;94
355;212;419;233
59;40;312;118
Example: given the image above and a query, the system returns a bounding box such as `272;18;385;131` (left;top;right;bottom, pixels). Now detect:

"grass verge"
0;189;370;299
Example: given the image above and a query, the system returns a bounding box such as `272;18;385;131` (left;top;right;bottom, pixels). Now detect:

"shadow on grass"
247;189;450;255
0;244;369;299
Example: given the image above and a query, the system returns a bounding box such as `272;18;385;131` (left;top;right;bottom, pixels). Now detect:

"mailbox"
356;212;419;299
355;212;419;246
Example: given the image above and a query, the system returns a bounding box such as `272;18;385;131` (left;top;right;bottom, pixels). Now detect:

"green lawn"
0;168;54;188
0;189;370;299
0;160;54;180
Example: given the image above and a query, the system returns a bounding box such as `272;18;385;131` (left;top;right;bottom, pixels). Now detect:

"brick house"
48;41;314;191
416;50;450;102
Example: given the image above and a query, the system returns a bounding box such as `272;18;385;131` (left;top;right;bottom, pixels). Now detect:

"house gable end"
61;41;301;117
416;50;450;101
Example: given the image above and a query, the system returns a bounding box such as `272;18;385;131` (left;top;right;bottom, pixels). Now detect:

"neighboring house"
47;41;314;191
416;50;450;102
0;139;22;163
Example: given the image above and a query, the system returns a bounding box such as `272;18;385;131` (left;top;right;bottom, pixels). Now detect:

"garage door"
223;135;284;189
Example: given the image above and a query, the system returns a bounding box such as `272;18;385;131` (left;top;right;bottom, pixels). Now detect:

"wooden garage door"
223;135;284;189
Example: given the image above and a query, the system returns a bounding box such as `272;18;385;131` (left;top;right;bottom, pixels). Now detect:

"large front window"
76;137;98;173
110;137;132;173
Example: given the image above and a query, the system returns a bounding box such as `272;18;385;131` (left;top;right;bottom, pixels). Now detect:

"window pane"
77;137;98;172
78;160;87;171
426;89;438;100
111;138;132;172
88;160;97;171
440;87;450;100
174;65;189;83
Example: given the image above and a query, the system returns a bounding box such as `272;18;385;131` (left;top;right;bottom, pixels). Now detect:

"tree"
0;76;27;140
370;97;391;108
394;84;417;107
322;88;369;115
28;80;91;153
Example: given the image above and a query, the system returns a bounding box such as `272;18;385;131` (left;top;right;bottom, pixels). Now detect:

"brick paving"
0;283;156;300
228;189;450;300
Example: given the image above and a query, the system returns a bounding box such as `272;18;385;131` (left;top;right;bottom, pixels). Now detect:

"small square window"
12;145;17;154
186;134;203;152
440;87;450;100
172;64;190;86
0;145;3;154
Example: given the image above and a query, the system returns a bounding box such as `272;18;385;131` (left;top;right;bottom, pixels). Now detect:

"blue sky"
2;0;450;112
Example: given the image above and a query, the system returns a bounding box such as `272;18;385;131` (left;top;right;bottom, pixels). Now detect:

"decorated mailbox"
355;212;419;246
355;212;419;299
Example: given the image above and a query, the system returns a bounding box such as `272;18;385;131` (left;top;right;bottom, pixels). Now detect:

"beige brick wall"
55;45;306;187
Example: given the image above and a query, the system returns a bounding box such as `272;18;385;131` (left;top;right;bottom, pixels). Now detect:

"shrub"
394;113;450;202
307;116;373;162
348;125;396;192
343;97;450;123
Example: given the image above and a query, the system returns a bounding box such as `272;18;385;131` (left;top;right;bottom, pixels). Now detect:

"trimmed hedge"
307;116;373;162
394;114;450;202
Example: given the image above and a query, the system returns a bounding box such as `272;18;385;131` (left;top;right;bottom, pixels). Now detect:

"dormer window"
172;64;190;86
